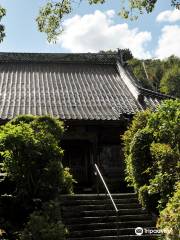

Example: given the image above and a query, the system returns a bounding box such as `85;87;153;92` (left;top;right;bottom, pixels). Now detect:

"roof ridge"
116;61;142;101
0;52;118;64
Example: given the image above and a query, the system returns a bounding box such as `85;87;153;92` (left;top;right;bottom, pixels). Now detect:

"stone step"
63;208;148;217
66;220;156;231
62;193;158;239
64;214;153;225
66;235;160;240
62;203;141;211
61;193;137;201
69;228;158;238
62;198;139;206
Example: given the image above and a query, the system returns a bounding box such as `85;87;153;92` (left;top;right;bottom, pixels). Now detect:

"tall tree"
160;65;180;98
128;56;180;97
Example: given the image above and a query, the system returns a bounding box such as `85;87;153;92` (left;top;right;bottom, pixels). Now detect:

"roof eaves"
137;86;175;99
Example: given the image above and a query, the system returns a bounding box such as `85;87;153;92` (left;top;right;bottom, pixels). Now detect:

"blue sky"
0;0;180;59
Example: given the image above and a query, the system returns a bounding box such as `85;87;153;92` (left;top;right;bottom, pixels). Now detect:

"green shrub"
0;115;76;239
147;99;180;147
129;128;153;189
138;185;149;208
31;115;64;143
20;200;66;240
122;99;180;213
149;143;179;210
157;182;180;240
160;65;180;98
10;115;36;125
138;185;159;213
63;167;77;194
122;110;151;186
0;119;64;201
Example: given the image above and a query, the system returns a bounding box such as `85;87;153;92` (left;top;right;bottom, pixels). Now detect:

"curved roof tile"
0;52;170;120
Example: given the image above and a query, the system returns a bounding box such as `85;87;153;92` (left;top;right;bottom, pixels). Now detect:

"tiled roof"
0;52;169;120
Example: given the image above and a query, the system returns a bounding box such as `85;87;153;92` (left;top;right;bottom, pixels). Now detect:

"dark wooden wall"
62;119;129;192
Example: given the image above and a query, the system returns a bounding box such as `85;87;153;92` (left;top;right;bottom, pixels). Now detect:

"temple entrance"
62;140;93;192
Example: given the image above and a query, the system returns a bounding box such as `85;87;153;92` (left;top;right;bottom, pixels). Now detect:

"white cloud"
155;25;180;59
106;10;115;18
156;9;180;22
58;10;152;59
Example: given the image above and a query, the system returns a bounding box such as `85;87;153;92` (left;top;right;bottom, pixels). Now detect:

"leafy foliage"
128;56;180;97
122;109;152;185
0;1;179;43
128;58;163;90
35;0;180;42
36;0;72;43
63;167;77;194
150;143;178;191
0;5;6;42
0;115;75;240
128;58;152;89
160;65;180;98
0;116;64;201
20;200;66;240
157;182;180;240
123;100;180;240
129;128;153;188
138;184;159;212
120;0;158;20
122;99;180;212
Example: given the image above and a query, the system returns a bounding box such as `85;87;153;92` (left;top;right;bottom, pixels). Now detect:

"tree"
157;182;180;240
0;1;179;43
0;115;75;239
36;0;180;42
122;99;180;239
122;99;180;211
160;64;180;98
0;115;65;201
128;58;154;89
128;56;180;96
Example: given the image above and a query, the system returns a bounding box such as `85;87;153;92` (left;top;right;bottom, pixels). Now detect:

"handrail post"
94;170;99;195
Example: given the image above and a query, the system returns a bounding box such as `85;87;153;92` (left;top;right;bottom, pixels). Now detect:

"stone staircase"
61;193;160;240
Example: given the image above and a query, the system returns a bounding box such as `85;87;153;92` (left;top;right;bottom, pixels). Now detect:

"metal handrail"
94;163;118;212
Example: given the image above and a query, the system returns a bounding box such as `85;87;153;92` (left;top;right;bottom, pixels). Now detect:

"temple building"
0;50;168;192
